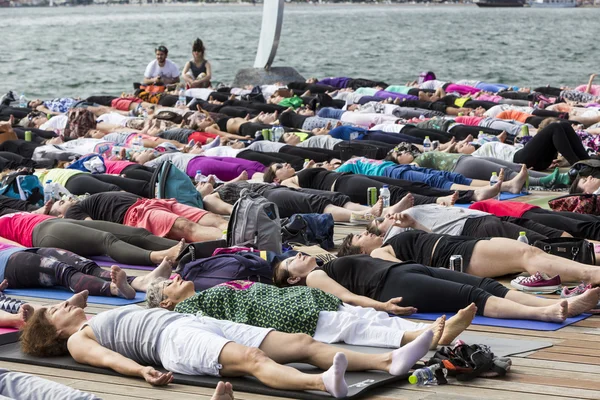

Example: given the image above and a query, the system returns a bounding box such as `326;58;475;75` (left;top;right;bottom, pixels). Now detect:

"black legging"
333;140;394;160
377;263;509;315
86;96;118;106
400;126;452;143
121;164;156;182
65;174;150;197
32;219;178;265
448;125;508;143
523;208;600;240
237;150;304;170
461;215;560;243
280;145;338;162
513;121;589;170
4;248;135;297
0;194;38;216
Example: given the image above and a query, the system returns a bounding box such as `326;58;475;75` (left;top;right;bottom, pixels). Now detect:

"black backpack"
427;342;511;381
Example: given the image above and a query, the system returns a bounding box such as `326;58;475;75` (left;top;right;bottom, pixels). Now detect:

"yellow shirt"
35;169;87;187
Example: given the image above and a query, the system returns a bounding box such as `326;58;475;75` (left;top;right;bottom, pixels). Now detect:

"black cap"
155;45;168;54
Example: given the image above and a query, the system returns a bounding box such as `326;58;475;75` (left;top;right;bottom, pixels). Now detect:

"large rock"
233;67;305;88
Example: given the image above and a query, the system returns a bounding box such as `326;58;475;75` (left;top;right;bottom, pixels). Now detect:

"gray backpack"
226;189;282;254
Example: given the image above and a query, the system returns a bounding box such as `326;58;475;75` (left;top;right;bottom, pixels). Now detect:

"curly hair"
20;308;68;357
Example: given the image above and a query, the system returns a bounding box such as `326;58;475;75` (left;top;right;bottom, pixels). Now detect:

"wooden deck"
5;189;600;400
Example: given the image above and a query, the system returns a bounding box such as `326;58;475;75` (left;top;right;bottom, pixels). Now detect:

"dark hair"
20;308;68;357
155;45;168;54
272;260;292;287
569;174;583;194
337;234;363;257
192;38;205;54
263;163;278;183
384;152;397;162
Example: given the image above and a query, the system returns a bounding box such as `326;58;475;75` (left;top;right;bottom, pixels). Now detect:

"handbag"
533;237;596;265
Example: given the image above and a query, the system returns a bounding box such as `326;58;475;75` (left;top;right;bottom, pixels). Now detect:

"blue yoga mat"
90;256;155;271
455;192;527;208
408;312;591;331
4;288;145;306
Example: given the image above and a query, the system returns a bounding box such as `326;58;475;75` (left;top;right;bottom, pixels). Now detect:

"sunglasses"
274;163;284;170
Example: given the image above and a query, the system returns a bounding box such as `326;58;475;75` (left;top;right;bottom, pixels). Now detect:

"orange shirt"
495;110;532;123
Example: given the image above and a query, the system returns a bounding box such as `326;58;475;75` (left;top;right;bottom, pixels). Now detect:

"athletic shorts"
158;316;273;376
188;131;218;145
123;198;208;237
110;97;141;111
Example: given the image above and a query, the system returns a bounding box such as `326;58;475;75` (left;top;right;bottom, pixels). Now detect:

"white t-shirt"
40;115;68;131
185;88;213;101
203;146;245;158
472;142;523;163
96;112;135;127
144;59;180;79
247;141;286;152
60;138;111;155
419;80;446;90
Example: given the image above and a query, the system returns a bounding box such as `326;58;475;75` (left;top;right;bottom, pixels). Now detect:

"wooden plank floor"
5;189;600;400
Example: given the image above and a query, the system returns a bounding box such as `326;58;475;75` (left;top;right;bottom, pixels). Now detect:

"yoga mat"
0;341;407;400
3;288;145;306
408;312;591;331
0;329;18;346
90;256;155;271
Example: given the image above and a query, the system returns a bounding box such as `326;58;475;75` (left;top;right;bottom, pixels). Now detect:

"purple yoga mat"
90;256;155;271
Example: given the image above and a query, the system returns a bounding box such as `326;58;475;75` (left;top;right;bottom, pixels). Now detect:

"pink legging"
187;156;266;181
445;84;481;96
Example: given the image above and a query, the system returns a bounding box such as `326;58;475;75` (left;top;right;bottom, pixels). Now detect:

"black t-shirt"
384;230;442;266
296;168;345;192
319;254;405;300
64;192;140;223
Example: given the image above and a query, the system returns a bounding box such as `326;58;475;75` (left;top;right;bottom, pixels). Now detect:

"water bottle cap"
383;185;389;188
519;231;526;236
425;136;430;139
196;170;202;174
491;172;497;176
408;375;418;384
46;180;52;184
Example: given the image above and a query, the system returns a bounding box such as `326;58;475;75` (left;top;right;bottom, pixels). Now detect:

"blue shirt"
328;126;367;141
335;157;396;176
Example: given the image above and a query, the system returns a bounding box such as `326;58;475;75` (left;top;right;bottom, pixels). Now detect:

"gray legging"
452;155;548;184
32;219;178;265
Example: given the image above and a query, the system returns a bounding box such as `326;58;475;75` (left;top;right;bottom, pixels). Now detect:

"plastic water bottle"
177;88;186;107
194;170;207;183
303;159;311;169
517;231;529;245
272;125;284;142
490;172;500;200
19;93;27;108
379;185;390;208
409;364;447;386
44;180;55;203
423;136;432;152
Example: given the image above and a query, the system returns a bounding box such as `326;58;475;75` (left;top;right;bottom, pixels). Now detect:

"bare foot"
566;287;600;317
366;198;383;218
110;266;136;299
389;193;414;214
157;238;186;263
15;304;34;328
400;315;445;350
501;165;528;194
211;381;234;400
0;279;7;291
541;301;568;323
439;303;477;345
498;131;508;143
472;179;502;201
436;191;458;206
67;290;89;309
229;170;249;183
32;200;54;215
131;257;175;291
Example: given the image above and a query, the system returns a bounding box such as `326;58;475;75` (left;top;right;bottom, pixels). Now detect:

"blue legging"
475;82;512;93
384;165;472;190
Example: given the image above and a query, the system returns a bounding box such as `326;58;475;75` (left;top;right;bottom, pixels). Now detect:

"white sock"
322;352;348;398
389;329;433;376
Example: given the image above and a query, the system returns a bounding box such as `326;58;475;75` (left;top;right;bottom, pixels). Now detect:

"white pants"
158;315;273;376
312;304;430;348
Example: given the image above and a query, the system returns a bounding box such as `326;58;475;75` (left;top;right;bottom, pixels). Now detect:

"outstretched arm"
306;270;416;315
69;331;173;386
